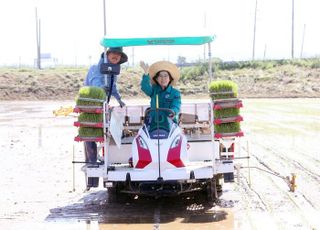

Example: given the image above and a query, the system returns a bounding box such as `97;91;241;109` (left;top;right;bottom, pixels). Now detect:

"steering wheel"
144;108;175;120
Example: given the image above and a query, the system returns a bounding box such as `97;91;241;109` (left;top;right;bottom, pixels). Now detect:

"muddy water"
47;192;234;230
0;100;235;229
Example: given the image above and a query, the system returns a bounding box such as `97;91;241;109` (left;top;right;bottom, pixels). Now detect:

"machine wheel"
107;182;129;203
206;178;218;203
215;174;223;197
224;172;235;182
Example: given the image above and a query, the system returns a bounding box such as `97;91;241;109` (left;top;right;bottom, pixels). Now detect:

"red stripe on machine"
167;136;185;167
135;137;152;168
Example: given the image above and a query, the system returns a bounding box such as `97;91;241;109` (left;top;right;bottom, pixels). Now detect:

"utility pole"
252;0;258;60
203;11;207;62
35;7;41;69
291;0;295;59
300;24;306;58
103;0;106;36
208;42;212;82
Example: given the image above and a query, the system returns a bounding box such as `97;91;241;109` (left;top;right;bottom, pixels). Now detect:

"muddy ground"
0;98;319;229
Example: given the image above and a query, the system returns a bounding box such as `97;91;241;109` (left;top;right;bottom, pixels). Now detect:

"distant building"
34;53;58;68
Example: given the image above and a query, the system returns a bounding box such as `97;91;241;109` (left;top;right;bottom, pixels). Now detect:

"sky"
0;0;320;67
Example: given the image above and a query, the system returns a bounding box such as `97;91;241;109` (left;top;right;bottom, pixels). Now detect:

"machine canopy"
100;36;215;48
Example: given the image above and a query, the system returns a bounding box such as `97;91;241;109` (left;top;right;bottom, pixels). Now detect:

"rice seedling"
78;113;103;123
209;80;242;134
76;86;106;106
78;127;103;137
214;122;240;133
209;80;238;100
214;108;239;118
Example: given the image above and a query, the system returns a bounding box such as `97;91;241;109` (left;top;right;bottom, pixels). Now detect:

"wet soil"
0;100;235;230
0;99;319;229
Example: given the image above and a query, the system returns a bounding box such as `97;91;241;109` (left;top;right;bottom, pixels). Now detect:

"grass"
211;58;320;70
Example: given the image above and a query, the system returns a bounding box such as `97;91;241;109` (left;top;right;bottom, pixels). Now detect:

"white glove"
140;61;149;74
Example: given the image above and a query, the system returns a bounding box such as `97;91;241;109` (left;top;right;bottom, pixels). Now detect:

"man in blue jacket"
83;47;127;189
84;47;127;107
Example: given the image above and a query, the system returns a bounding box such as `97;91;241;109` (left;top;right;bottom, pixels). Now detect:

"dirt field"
0;64;319;101
0;98;319;229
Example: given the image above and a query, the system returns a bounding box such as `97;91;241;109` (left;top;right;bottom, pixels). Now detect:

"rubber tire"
206;178;218;203
107;182;129;203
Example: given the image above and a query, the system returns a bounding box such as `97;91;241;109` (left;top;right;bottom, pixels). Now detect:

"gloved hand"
168;112;175;119
119;99;126;108
102;86;110;94
140;61;149;74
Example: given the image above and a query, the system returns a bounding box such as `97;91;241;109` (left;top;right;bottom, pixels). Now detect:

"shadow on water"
46;190;230;224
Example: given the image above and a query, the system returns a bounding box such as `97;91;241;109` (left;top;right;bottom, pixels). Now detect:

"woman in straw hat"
140;60;181;124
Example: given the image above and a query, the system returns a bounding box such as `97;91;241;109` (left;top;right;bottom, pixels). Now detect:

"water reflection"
47;190;231;227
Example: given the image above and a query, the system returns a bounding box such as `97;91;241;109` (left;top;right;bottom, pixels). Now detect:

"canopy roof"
100;36;215;48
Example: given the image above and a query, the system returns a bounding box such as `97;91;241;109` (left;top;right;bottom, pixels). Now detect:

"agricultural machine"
73;36;244;202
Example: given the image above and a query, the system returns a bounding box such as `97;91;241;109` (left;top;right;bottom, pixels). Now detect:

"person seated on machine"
139;60;181;135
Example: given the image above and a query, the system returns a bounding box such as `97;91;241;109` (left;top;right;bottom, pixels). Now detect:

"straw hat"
149;61;180;85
